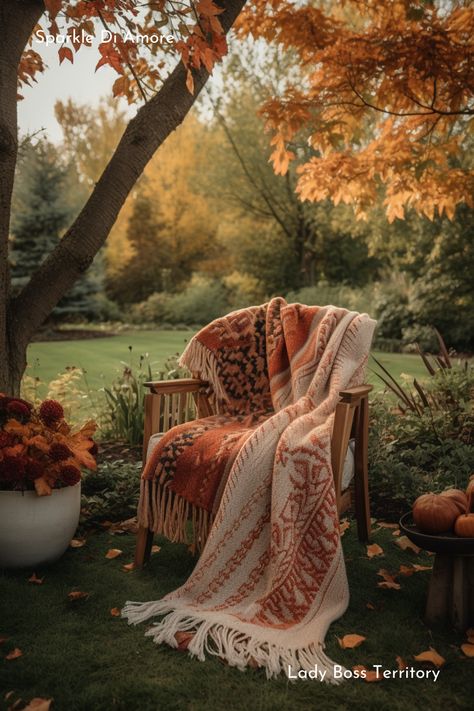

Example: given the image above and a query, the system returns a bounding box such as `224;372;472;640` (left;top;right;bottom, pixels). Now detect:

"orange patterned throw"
123;299;376;680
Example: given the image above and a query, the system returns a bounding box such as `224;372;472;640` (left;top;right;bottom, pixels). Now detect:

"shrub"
286;282;376;315
369;338;474;518
81;460;141;524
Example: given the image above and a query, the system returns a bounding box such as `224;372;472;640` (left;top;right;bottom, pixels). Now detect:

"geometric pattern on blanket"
126;298;376;680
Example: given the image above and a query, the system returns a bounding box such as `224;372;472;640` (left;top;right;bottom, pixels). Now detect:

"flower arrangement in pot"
0;395;97;569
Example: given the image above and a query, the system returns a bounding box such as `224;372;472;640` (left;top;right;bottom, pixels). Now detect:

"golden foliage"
239;0;474;220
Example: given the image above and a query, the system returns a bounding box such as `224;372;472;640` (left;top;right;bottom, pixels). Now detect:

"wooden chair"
135;379;373;567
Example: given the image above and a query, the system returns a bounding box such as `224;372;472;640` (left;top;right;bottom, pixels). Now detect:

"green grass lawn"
1;524;471;710
26;330;429;394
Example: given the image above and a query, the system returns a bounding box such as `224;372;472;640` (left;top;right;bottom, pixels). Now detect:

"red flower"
49;443;72;462
6;400;31;420
60;464;81;486
0;455;25;482
0;431;15;449
39;399;64;426
24;458;44;481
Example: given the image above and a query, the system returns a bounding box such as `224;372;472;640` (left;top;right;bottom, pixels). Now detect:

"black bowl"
399;512;474;556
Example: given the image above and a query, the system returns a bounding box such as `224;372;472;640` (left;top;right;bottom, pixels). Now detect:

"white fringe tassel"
179;337;229;407
122;601;344;682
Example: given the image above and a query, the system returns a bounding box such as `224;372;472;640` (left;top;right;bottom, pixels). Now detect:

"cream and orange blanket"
124;298;376;680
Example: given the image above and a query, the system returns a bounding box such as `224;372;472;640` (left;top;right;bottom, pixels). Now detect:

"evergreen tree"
10;139;105;320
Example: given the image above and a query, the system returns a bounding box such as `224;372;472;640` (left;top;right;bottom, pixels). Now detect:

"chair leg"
353;396;371;542
134;525;154;567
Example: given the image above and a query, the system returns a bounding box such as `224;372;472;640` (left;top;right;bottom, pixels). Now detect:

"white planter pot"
0;482;81;569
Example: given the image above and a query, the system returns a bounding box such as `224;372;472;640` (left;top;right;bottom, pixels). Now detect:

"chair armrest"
338;384;372;404
144;378;208;395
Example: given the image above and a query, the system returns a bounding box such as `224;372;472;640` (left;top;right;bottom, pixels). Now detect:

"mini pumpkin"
439;488;468;515
412;493;459;534
454;492;474;537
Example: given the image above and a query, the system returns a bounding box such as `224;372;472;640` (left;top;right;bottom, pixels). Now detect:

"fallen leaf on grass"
460;643;474;658
398;565;415;577
364;670;383;682
23;698;52;711
122;562;135;572
377;522;399;529
110;608;121;617
412;564;432;572
67;591;89;601
338;634;366;649
151;545;161;554
392;529;401;537
414;647;445;668
108;517;138;535
28;573;44;585
377;569;400;590
69;538;86;548
395;536;420;554
175;631;195;651
105;548;122;560
367;543;384;558
339;519;350;536
5;648;22;661
396;655;407;670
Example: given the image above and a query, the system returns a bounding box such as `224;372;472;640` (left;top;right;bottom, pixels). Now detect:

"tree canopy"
237;0;474;221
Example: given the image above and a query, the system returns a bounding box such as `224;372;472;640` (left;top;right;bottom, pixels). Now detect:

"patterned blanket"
124;298;376;680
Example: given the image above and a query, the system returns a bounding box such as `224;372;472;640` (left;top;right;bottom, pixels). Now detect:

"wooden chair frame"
135;379;372;567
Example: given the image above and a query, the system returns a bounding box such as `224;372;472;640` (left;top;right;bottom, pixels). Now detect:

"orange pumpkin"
439;488;468;515
454;513;474;537
466;476;474;512
412;493;459;534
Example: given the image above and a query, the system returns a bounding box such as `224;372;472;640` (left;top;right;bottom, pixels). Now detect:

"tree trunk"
0;0;43;394
1;0;248;395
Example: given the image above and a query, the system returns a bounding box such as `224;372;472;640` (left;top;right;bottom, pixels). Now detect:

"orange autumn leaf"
339;519;350;536
364;670;383;683
395;536;421;554
151;545;161;554
5;648;23;661
396;655;407;670
413;647;445;668
105;548;123;560
398;565;415;576
377;522;399;529
460;643;474;658
110;608;121;617
377;568;401;590
122;562;135;572
69;538;86;548
28;573;44;585
67;591;89;601
367;543;384;558
175;631;195;651
34;477;52;497
23;698;53;711
338;634;366;649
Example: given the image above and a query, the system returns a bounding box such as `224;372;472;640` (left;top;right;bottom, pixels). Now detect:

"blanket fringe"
122;601;344;682
138;479;212;552
179;337;228;410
